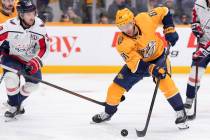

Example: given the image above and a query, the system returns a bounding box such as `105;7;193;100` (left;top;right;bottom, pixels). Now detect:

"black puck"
121;129;128;137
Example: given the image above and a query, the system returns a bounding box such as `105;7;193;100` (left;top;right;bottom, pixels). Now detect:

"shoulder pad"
35;17;45;27
40;23;45;27
9;19;16;25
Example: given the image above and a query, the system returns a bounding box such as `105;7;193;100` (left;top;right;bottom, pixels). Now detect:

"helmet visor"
118;22;133;32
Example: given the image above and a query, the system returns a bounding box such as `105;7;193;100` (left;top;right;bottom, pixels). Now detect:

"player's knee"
4;72;19;87
163;88;179;99
106;82;126;106
4;72;20;95
20;82;39;96
188;66;205;86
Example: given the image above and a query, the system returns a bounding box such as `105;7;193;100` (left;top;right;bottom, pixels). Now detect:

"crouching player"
92;7;189;129
0;0;49;119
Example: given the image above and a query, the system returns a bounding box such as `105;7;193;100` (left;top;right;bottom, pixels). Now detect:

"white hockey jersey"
0;17;49;64
193;0;210;45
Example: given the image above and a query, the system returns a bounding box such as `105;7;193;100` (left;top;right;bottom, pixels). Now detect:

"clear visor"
118;22;133;32
2;0;14;3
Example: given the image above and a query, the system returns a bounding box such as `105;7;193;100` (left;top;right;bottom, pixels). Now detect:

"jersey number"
148;10;157;17
121;53;129;61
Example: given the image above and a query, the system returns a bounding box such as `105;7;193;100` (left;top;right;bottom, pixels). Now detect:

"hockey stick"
0;64;106;106
0;73;4;84
136;44;171;137
189;19;210;120
187;37;199;120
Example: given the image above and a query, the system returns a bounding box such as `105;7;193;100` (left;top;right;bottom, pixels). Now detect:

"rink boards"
2;24;209;73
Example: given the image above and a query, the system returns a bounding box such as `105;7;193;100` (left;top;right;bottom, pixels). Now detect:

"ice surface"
0;74;210;140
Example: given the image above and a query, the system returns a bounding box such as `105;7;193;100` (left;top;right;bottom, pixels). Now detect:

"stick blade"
187;114;196;120
136;129;146;137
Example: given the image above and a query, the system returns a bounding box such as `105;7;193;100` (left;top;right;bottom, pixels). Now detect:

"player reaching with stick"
92;7;189;129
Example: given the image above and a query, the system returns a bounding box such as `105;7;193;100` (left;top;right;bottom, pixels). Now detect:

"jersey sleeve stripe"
0;32;8;41
37;37;47;58
192;7;198;23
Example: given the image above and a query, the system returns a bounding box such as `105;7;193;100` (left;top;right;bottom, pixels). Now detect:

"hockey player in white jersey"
184;0;210;117
0;0;49;119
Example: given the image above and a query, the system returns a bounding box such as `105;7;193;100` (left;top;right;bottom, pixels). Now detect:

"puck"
121;129;128;137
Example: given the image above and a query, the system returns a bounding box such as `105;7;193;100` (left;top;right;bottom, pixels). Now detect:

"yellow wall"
1;66;209;74
40;66;210;74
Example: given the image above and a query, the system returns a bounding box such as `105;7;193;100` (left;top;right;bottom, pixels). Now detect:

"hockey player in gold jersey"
92;7;189;129
0;0;17;23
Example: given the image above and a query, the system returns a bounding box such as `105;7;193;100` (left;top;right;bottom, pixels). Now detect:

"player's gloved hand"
164;27;179;46
149;64;166;79
193;42;210;62
0;41;10;56
191;22;204;38
26;57;43;75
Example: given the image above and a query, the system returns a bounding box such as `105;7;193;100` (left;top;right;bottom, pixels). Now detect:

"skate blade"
90;121;97;124
4;112;24;122
89;119;111;124
4;117;17;122
89;120;105;124
177;123;189;130
187;115;196;121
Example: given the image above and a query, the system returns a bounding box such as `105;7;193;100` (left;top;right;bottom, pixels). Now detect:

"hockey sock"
186;84;200;99
167;93;184;111
105;103;118;115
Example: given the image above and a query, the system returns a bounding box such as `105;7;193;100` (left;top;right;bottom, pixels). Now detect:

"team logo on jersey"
138;41;156;58
45;33;50;41
31;34;38;40
120;53;129;61
0;26;3;31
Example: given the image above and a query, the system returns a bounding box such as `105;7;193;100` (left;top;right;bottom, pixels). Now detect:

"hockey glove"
164;27;179;46
191;22;204;38
26;57;43;75
193;42;210;62
0;41;10;56
149;64;166;79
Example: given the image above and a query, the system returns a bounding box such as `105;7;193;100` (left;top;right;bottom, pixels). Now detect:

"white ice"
0;74;210;140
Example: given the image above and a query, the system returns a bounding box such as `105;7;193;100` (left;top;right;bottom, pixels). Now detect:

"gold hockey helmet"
115;8;134;27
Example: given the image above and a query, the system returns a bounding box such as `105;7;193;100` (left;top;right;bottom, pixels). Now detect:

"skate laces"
99;112;110;120
7;106;18;113
176;110;184;119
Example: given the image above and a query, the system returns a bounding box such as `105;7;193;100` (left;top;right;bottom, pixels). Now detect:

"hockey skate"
4;105;25;122
175;110;189;129
184;98;195;120
92;112;112;123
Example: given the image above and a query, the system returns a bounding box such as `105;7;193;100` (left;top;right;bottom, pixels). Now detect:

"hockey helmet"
115;8;134;27
16;0;36;13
